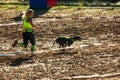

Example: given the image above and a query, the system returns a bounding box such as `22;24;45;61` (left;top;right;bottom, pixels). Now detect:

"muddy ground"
0;8;120;80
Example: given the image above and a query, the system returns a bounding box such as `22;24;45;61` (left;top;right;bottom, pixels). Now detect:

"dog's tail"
51;40;56;47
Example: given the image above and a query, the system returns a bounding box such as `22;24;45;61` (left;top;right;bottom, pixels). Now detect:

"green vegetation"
0;3;29;10
0;0;119;10
0;5;29;10
58;0;120;7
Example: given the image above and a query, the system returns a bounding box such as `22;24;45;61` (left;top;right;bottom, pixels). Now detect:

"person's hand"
37;26;41;28
33;25;40;28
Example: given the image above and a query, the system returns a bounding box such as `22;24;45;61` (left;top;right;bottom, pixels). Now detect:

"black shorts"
22;32;35;47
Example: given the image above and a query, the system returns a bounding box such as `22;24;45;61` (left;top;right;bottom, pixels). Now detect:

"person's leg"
20;32;28;48
28;32;36;52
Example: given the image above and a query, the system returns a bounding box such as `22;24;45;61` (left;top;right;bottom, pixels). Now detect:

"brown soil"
0;8;120;80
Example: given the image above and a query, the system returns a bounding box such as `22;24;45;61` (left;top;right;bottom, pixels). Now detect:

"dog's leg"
59;45;61;48
62;44;65;48
64;44;67;47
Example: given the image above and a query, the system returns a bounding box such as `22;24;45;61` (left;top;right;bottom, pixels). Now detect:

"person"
19;9;40;52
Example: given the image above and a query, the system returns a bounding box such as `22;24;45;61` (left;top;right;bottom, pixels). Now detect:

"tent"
30;0;57;8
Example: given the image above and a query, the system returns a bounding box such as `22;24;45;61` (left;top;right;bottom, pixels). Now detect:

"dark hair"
22;9;34;19
26;9;34;14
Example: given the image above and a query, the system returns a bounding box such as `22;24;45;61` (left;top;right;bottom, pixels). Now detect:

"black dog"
52;36;83;48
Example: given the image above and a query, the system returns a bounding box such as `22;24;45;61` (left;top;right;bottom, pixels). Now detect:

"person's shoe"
31;45;36;52
31;46;36;57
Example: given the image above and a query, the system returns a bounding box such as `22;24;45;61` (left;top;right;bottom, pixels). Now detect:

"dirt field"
0;8;120;80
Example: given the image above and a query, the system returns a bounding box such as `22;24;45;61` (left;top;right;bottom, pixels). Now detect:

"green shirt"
23;16;32;29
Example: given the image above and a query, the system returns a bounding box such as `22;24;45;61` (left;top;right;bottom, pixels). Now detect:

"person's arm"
26;18;40;28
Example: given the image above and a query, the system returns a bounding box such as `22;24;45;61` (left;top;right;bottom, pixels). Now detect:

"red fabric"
47;0;57;7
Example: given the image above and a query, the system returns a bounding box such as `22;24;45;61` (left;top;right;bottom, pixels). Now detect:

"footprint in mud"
9;55;34;67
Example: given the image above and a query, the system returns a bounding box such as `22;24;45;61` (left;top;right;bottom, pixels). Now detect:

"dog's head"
73;35;83;41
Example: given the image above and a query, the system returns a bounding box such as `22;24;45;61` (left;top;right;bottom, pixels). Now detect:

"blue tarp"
30;0;47;8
